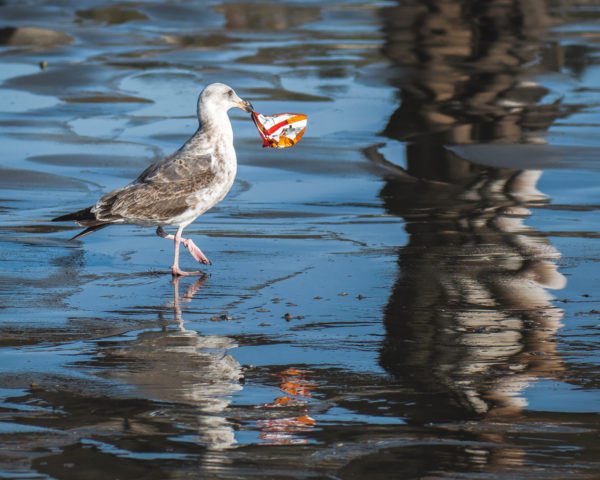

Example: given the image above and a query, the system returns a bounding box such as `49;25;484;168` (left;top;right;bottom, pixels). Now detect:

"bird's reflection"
93;275;242;450
375;0;568;423
169;274;209;331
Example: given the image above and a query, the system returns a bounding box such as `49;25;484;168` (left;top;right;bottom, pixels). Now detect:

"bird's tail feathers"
53;206;110;241
52;206;95;223
70;223;109;240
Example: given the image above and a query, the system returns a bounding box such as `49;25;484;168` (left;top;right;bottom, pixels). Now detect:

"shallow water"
1;0;600;478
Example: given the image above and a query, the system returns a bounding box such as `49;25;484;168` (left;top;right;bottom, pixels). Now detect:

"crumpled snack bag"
251;112;307;148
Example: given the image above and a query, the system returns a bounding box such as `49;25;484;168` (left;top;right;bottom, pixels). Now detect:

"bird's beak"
237;98;254;113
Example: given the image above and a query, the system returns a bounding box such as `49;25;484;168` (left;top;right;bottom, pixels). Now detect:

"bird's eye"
227;90;234;97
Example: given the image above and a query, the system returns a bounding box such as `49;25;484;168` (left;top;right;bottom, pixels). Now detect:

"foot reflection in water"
94;275;243;450
170;275;209;331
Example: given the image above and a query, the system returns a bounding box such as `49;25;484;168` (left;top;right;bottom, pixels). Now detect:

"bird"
52;83;254;276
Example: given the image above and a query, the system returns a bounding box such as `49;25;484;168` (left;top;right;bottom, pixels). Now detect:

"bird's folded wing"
135;149;215;183
95;172;216;222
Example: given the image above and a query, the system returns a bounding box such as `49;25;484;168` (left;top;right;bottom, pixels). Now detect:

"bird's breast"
181;151;237;221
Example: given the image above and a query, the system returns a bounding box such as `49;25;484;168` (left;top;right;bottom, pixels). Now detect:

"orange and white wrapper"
251;112;307;148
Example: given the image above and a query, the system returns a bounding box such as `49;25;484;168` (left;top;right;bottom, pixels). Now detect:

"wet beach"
1;1;600;478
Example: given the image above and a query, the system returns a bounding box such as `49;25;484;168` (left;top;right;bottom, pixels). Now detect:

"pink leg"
156;226;210;276
181;237;211;265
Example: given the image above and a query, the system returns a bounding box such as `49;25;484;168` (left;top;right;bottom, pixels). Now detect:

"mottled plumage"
53;83;254;276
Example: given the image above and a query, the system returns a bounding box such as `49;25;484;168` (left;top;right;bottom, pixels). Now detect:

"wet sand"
1;1;600;478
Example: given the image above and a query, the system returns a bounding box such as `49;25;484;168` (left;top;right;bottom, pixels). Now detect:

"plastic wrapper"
251;112;307;148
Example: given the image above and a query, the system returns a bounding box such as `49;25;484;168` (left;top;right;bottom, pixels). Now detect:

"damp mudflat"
1;1;600;478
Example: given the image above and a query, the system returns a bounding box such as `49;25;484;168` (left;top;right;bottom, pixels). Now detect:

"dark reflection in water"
213;2;320;31
76;6;149;25
376;0;567;421
380;0;568;147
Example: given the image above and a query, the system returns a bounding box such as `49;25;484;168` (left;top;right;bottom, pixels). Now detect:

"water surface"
1;1;600;478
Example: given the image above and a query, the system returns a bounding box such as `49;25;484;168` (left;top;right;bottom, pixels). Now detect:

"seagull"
52;83;253;276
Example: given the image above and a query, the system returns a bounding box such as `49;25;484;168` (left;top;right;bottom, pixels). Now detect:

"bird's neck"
198;107;233;143
179;108;235;164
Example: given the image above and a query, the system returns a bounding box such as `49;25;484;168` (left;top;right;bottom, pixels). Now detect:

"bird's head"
198;83;254;117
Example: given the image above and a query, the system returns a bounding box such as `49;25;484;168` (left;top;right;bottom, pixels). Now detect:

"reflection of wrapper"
251;112;307;148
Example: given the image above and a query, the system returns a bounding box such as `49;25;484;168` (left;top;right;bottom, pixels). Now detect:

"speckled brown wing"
94;151;217;223
96;175;214;222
